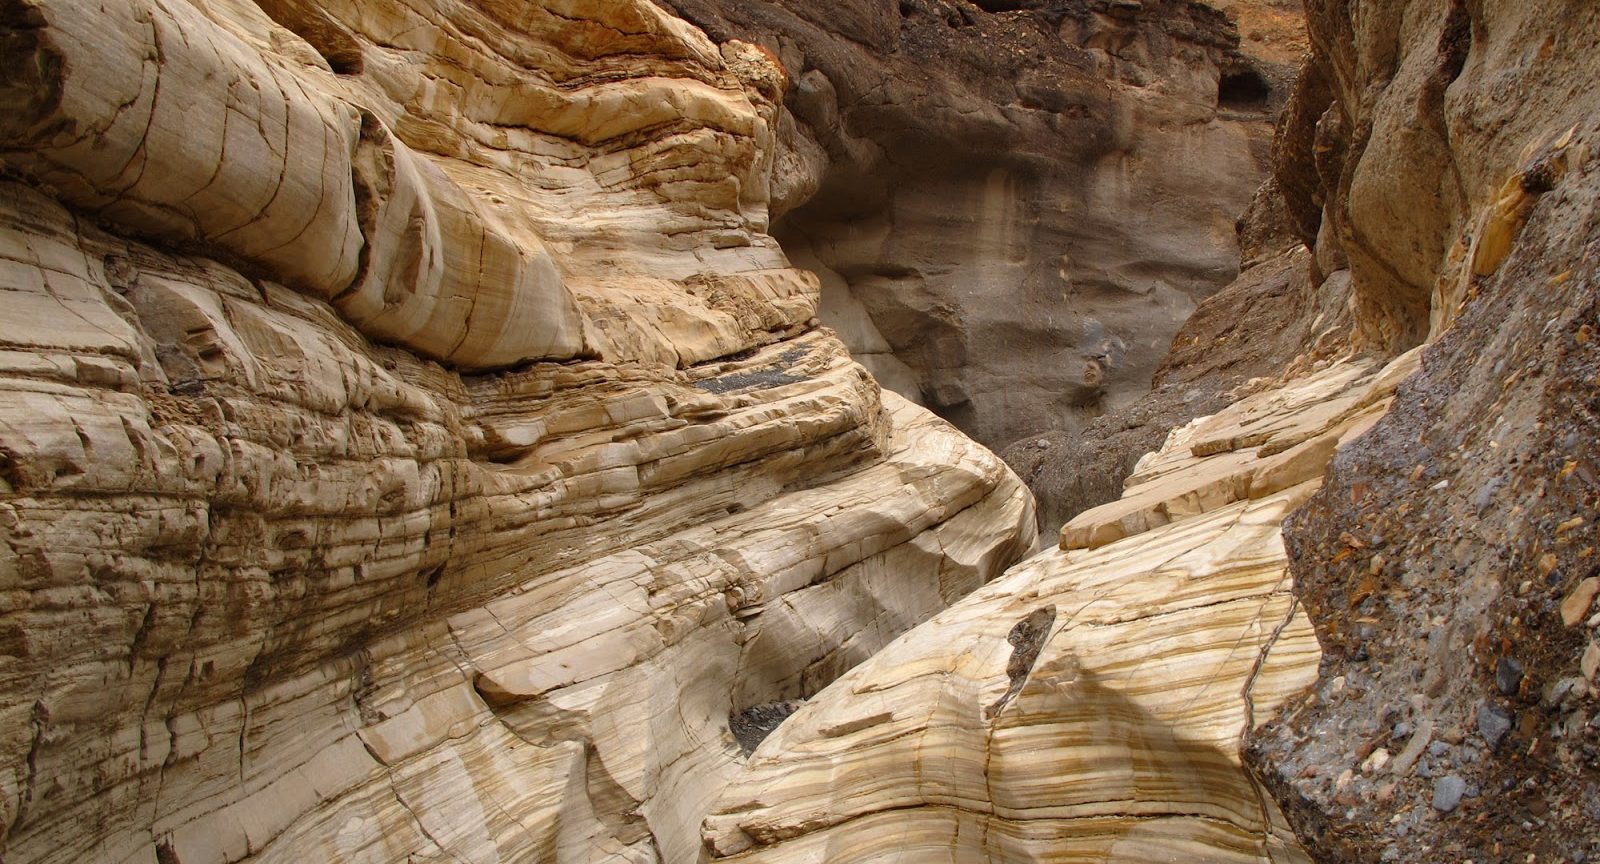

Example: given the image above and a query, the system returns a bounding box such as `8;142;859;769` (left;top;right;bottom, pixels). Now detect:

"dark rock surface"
1003;240;1317;534
731;701;804;754
667;0;1299;450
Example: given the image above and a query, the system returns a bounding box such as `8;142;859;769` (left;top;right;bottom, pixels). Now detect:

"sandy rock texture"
1243;1;1600;861
661;0;1302;451
699;350;1417;862
0;2;1037;862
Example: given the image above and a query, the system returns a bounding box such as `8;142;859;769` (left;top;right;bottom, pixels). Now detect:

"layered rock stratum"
701;350;1415;861
0;2;1040;861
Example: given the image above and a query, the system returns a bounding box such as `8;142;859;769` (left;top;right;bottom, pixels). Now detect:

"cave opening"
1217;68;1270;109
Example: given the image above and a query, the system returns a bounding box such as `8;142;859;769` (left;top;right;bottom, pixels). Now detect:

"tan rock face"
701;354;1420;861
1;0;806;371
0;2;1038;862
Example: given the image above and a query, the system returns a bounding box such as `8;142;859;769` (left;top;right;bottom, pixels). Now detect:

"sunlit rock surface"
0;1;1036;862
702;353;1418;862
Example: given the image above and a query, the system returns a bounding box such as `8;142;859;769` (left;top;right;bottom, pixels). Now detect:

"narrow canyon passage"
0;1;1597;863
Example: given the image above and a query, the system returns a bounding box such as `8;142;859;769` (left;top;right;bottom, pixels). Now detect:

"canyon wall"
662;0;1303;451
686;0;1600;858
0;2;1037;862
1244;1;1600;861
700;349;1417;862
4;0;1597;862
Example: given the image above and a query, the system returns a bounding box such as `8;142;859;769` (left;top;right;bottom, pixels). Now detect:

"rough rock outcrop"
662;0;1300;451
0;2;1037;862
1244;1;1600;860
701;350;1416;861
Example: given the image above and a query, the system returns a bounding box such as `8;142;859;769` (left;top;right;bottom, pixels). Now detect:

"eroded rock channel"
0;1;1597;863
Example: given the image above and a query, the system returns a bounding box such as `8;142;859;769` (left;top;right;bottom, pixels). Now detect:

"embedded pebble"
1544;676;1587;707
1362;747;1392;773
1433;775;1467;812
1496;656;1525;696
1563;577;1599;626
1478;701;1514;747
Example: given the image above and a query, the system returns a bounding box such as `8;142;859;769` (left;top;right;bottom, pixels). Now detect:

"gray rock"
1477;700;1514;748
1495;656;1524;696
1543;676;1586;708
1432;775;1467;812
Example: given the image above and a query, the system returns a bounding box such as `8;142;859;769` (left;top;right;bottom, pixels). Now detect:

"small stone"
1543;676;1587;707
1428;741;1453;757
1583;641;1600;683
1478;700;1513;748
1433;774;1467;812
1563;577;1600;626
1496;656;1525;696
1363;747;1392;774
1034;438;1049;449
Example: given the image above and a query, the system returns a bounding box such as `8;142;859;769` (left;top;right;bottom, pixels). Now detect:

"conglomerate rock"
1243;1;1600;860
0;2;1039;862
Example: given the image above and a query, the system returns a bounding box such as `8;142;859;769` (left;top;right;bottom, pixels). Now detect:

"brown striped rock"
0;0;1040;861
0;173;1036;863
702;356;1422;862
